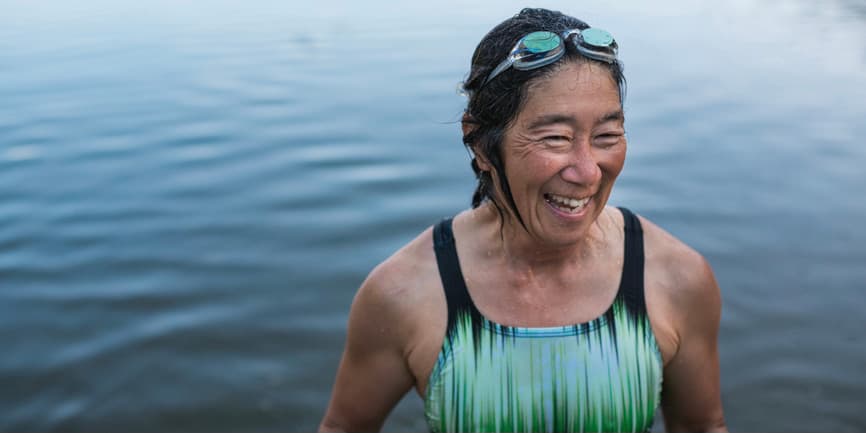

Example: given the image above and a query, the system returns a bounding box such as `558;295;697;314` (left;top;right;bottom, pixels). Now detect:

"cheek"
524;155;568;188
597;146;626;177
502;156;557;205
509;150;559;177
539;158;559;172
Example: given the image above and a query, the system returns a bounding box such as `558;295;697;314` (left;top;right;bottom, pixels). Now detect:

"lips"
543;192;590;214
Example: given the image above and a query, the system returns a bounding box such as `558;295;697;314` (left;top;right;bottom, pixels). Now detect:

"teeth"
546;193;590;212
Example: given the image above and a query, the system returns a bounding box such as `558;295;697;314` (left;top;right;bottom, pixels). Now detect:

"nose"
559;142;601;186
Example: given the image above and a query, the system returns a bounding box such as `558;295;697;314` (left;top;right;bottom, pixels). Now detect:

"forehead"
517;61;622;126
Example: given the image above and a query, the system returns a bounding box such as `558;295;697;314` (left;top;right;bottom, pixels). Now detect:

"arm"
660;254;728;433
319;265;416;433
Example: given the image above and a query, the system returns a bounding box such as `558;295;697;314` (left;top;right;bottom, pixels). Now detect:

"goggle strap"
482;57;516;87
573;43;617;64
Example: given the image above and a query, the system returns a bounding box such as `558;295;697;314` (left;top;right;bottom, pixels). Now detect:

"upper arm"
319;265;417;433
659;253;728;433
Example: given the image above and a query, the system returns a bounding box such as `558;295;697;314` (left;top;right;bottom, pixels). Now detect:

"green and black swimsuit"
425;207;663;433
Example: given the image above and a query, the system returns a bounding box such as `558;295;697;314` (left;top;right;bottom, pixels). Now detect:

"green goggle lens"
522;31;561;52
580;28;614;48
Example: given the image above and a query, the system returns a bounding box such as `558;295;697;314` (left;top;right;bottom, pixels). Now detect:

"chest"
460;254;624;328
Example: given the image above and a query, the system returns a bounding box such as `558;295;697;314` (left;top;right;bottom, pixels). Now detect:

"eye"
543;135;571;143
540;135;572;151
542;135;571;146
594;133;623;147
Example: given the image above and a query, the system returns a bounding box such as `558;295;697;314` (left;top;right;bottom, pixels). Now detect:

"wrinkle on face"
508;130;541;160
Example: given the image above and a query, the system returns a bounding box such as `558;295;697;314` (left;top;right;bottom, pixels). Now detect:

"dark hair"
461;8;626;230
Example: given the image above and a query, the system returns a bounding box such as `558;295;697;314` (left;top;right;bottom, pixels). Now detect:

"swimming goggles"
481;28;618;88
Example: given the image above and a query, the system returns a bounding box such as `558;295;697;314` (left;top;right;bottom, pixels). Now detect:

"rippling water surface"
1;0;865;431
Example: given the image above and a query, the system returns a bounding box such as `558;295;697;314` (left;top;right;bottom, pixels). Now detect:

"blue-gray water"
1;0;865;431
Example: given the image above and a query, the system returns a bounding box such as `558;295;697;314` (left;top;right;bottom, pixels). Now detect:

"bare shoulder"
355;225;442;329
636;213;722;364
635;214;727;432
350;223;448;367
352;224;449;390
320;226;444;432
638;214;719;303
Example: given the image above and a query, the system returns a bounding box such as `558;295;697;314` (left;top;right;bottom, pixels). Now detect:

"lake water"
1;0;865;431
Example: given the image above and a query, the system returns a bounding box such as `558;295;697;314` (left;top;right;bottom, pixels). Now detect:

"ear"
462;112;492;172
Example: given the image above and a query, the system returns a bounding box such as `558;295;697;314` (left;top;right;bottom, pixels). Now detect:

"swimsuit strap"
617;206;649;318
432;218;482;335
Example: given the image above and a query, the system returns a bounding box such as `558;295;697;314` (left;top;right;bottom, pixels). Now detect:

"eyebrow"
526;114;577;130
596;109;624;125
526;109;624;130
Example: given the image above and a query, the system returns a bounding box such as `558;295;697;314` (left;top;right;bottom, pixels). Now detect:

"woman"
320;8;726;433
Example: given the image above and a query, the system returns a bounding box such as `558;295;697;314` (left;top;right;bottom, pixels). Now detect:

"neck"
472;202;611;272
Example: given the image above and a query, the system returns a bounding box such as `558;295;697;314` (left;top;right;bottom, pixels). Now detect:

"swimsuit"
424;207;663;433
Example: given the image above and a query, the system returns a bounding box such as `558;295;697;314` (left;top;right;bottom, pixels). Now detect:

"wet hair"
461;8;626;230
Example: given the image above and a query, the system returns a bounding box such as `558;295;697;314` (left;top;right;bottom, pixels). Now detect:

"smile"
543;193;591;214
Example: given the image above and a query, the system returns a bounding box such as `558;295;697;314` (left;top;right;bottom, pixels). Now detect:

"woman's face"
486;60;626;247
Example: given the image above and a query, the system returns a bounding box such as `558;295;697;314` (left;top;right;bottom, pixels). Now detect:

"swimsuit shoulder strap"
617;207;649;317
432;218;481;334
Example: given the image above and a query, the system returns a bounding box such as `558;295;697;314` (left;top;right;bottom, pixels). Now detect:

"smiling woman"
477;61;625;249
320;7;727;433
